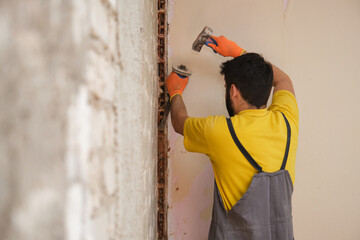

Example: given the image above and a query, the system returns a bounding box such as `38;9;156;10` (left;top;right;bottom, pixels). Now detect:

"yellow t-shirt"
183;90;299;211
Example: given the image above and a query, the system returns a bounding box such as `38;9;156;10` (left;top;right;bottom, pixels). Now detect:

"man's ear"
230;84;240;99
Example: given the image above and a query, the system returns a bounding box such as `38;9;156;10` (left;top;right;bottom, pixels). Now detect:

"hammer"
192;26;213;52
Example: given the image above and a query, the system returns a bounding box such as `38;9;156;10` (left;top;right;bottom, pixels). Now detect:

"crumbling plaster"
0;0;159;239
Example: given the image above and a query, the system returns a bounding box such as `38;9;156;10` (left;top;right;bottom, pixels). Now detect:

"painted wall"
0;0;158;240
167;0;360;239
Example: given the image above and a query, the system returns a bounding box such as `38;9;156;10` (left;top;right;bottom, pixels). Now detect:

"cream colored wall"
168;0;360;239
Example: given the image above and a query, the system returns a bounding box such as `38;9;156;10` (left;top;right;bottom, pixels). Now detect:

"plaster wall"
0;0;158;240
167;0;360;239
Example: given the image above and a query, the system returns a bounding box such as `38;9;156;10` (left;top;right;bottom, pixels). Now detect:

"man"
166;35;298;239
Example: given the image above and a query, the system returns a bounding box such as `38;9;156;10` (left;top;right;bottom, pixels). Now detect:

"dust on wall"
0;0;158;240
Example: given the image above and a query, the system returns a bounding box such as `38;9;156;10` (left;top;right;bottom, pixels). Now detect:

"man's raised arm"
206;35;295;96
272;65;295;96
166;72;189;135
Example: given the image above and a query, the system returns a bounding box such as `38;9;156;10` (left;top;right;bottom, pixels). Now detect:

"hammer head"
192;26;213;52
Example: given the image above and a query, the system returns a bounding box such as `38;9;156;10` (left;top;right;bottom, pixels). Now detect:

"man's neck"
236;103;266;114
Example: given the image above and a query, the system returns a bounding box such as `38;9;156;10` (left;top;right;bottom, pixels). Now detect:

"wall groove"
157;0;168;239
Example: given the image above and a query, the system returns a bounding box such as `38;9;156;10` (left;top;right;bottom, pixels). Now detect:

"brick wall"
0;0;158;239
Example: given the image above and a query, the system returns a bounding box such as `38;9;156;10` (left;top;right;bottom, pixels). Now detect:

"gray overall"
208;113;294;240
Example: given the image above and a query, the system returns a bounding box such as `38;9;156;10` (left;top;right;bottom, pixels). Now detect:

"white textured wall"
168;0;360;239
0;0;158;240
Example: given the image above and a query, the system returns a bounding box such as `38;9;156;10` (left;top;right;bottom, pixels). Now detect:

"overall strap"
226;118;263;172
226;112;292;173
280;112;291;170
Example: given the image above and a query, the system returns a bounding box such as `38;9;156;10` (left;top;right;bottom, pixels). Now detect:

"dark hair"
220;53;273;109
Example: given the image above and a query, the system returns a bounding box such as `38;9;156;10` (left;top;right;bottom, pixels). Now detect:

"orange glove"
205;35;246;57
166;72;189;101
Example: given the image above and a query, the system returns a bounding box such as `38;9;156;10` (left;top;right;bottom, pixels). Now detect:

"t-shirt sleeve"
183;116;211;155
268;90;299;130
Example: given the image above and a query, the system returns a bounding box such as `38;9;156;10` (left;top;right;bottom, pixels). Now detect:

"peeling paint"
283;0;289;12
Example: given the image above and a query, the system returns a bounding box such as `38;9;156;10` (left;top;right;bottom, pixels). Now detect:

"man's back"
183;90;299;211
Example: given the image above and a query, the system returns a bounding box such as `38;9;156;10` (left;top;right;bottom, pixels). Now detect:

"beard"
226;89;235;117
